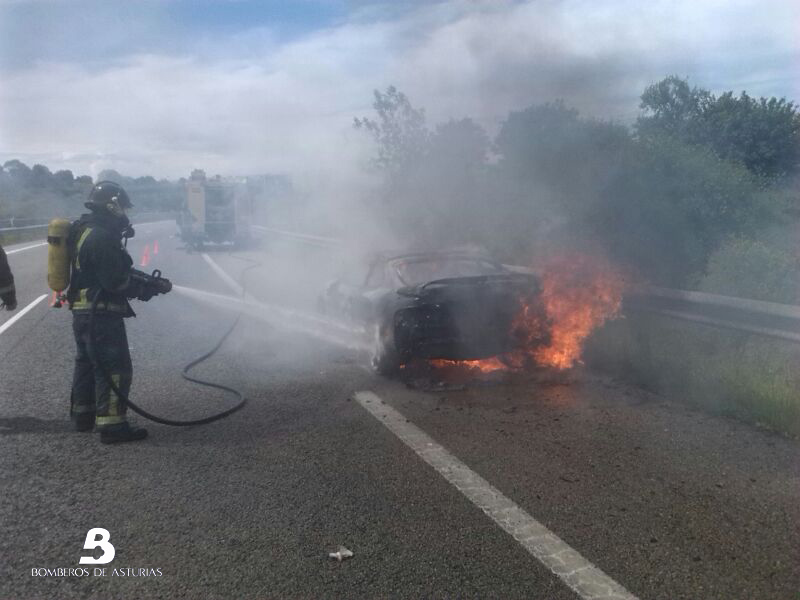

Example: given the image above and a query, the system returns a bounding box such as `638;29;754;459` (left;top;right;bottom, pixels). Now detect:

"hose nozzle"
130;268;173;296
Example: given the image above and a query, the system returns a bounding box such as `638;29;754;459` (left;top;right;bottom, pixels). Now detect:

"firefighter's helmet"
85;181;133;216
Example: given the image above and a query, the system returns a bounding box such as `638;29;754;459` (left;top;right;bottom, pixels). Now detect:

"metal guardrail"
252;225;341;248
0;213;176;234
640;286;800;320
0;223;48;233
624;286;800;344
254;226;800;344
0;217;49;229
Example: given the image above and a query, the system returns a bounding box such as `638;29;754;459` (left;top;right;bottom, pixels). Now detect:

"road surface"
1;222;798;599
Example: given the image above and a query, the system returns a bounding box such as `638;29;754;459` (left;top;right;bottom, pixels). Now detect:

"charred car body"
319;251;549;374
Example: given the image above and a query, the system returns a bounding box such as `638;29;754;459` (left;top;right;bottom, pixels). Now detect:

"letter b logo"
79;528;115;564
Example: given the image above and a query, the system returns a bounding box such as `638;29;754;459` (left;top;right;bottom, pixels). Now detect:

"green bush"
698;236;799;303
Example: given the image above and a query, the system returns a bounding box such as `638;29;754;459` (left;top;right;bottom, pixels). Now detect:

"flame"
532;254;624;369
430;356;508;374
424;253;624;376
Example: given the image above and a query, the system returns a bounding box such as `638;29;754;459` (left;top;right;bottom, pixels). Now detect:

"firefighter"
69;181;158;444
0;244;17;310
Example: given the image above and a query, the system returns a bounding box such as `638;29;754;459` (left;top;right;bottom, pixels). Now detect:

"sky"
0;0;797;180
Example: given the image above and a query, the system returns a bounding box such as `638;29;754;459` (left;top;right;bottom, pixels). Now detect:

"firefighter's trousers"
71;313;133;430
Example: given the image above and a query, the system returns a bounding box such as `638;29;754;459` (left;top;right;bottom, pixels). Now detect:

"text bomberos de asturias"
32;567;163;577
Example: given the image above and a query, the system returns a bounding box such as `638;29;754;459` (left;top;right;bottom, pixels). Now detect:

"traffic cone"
140;244;150;267
153;240;159;255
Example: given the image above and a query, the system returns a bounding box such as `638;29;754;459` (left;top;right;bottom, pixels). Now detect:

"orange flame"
425;253;624;376
430;356;508;374
532;254;624;369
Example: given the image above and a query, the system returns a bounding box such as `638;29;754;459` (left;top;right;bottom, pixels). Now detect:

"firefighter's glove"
137;286;156;302
1;290;17;311
124;279;153;302
125;280;156;302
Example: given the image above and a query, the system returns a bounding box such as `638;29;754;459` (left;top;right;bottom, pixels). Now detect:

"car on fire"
318;250;549;374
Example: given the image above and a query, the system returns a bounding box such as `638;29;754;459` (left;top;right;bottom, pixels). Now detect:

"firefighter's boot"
74;413;95;432
100;423;148;445
70;389;95;432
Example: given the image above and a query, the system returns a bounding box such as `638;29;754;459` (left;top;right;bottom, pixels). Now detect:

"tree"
700;236;798;303
592;135;771;284
493;97;778;284
98;169;125;184
637;76;800;179
495;101;631;217
54;169;74;184
428;118;490;170
3;159;32;183
31;164;52;188
700;92;800;178
405;118;492;246
637;76;712;139
0;159;186;219
354;86;429;175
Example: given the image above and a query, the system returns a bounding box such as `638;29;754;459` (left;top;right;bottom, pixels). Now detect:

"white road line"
0;294;48;336
6;241;47;255
354;390;639;600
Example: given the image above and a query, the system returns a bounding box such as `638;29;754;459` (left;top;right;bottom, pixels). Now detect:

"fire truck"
178;170;253;248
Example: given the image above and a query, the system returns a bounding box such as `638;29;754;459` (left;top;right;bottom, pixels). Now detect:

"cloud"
0;0;797;179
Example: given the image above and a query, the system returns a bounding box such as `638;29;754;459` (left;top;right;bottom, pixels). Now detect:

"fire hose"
88;266;250;426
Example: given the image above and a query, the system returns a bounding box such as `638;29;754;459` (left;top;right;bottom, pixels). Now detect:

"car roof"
380;250;496;265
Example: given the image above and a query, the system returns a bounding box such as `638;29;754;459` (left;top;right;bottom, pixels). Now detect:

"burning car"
318;251;549;374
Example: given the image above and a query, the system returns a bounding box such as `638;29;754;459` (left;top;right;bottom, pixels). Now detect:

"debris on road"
328;546;354;562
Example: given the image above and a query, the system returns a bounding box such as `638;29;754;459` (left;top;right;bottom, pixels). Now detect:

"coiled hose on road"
87;257;259;426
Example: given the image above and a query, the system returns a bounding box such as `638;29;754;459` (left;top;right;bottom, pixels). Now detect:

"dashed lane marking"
0;294;48;337
354;390;639;600
6;241;47;255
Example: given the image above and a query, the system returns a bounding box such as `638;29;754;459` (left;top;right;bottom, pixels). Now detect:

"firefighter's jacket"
0;244;15;301
68;213;135;317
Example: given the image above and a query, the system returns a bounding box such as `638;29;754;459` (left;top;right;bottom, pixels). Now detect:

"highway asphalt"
1;221;798;599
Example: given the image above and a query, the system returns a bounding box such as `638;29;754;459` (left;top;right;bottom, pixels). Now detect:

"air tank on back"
47;218;72;293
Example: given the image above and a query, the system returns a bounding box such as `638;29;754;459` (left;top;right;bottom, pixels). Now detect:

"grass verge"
585;314;800;438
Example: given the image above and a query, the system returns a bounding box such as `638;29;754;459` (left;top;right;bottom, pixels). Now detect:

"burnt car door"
321;258;391;324
349;259;392;323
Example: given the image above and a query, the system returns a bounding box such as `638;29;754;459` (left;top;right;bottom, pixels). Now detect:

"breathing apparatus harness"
48;217;248;427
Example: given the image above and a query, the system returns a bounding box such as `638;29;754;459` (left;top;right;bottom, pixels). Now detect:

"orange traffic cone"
153;240;159;255
140;244;150;267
